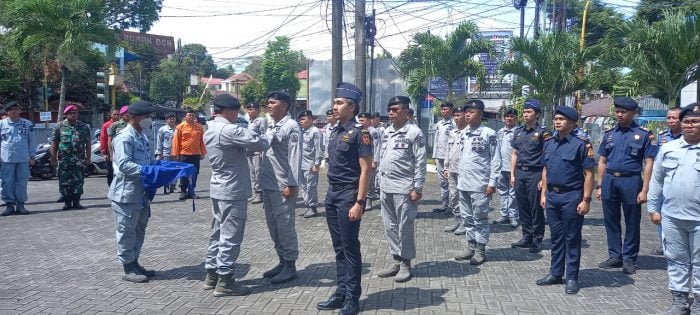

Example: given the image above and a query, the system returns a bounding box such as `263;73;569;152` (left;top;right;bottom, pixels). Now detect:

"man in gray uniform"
432;102;455;213
376;96;426;283
454;100;500;265
155;113;177;194
109;101;157;283
358;112;381;207
443;106;467;234
494;108;519;228
0;102;36;215
322;109;337;165
247;102;267;204
260;91;302;284
648;103;700;314
298;110;322;218
203;94;269;297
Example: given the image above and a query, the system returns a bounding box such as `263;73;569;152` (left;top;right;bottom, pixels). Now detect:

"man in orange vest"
171;109;207;200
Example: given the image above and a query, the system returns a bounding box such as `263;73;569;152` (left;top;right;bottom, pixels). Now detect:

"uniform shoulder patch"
416;135;425;147
649;133;657;145
542;131;552;140
290;131;299;143
586;142;594;158
361;130;372;145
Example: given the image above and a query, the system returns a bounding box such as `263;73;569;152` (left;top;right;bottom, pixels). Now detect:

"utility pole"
367;9;376;113
561;0;568;32
331;0;343;96
534;0;543;38
513;0;527;38
354;0;367;112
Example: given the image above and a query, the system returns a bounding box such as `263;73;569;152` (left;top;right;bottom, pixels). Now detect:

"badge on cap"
634;134;640;140
694;105;700;114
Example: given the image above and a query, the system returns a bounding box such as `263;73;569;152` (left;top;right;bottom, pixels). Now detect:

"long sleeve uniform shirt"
171;121;207;156
99;120;113;156
444;126;467;173
432;118;455;159
260;115;302;191
108;125;152;204
301;125;323;171
0;118;36;163
647;137;700;221
457;124;500;192
156;124;175;157
379;123;426;193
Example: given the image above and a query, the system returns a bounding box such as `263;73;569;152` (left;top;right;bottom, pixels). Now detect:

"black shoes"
493;217;510;225
2;205;15;216
317;293;346;310
651;244;664;256
598;257;623;269
622;260;636;274
529;242;542;253
511;239;533;249
565;280;580;294
432;207;448;213
134;260;155;277
339;299;359;315
536;274;564;286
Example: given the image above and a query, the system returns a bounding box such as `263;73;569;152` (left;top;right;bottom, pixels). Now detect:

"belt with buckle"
606;170;641;178
547;185;576;193
330;183;358;191
517;165;543;172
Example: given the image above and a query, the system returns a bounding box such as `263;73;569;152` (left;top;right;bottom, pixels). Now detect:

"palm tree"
397;22;492;102
609;9;700;107
500;32;586;118
5;0;116;120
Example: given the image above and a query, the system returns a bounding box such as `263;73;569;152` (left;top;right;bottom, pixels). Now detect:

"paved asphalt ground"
0;163;670;314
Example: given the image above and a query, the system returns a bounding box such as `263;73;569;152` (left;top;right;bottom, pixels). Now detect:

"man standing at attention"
259;91;302;285
316;82;372;315
155;113;177;194
100;109;119;186
494;108;519;228
171;109;207;200
202;94;268;296
432;102;455;214
298;110;322;218
246;102;267;204
376;96;426;283
51;105;91;210
443;106;467;234
0;102;36;215
357;112;381;208
596;97;657;274
322;109;337;165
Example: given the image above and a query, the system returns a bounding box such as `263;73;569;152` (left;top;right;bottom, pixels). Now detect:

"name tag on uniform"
394;143;409;149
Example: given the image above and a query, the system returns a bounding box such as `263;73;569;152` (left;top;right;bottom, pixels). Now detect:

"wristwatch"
583;197;592;203
355;199;366;207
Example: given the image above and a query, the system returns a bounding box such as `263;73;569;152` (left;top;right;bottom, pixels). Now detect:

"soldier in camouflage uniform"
50;105;91;210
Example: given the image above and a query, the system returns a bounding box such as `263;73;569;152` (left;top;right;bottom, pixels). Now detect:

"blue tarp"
140;161;197;210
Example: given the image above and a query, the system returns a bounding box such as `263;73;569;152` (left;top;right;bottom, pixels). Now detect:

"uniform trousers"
324;186;362;302
0;162;29;204
380;192;417;260
247;153;262;195
206;198;247;275
106;157;114;186
515;169;545;244
459;190;491;244
497;171;517;219
112;201;150;264
262;189;299;261
545;190;584;280
300;169;319;208
435;158;449;208
662;216;700;293
448;172;460;218
178;155;200;193
601;173;642;262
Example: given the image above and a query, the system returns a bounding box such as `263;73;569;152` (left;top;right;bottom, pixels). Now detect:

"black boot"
122;262;148;283
134;260;155;277
62;196;72;210
72;195;84;210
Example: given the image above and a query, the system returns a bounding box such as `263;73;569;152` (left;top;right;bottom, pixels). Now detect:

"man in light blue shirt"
155;113;177;194
0;102;36;216
647;103;700;314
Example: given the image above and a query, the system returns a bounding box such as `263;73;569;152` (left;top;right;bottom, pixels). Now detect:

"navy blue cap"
464;99;485;112
246;103;260;109
267;91;291;104
357;112;371;119
441;102;454;108
335;82;362;103
554;106;578;121
387;96;411;108
372;112;381;118
680;102;700;120
523;99;542;113
213;94;241;109
298;110;313;119
504;107;518;116
4;101;19;110
454;106;465;113
326;109;333;115
128;100;156;116
613;97;638;111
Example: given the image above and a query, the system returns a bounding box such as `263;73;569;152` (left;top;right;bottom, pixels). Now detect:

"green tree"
636;0;700;24
149;58;187;105
240;79;266;105
213;65;235;79
104;0;163;32
177;44;217;77
4;0;117;120
501;32;586;118
259;36;301;108
244;56;263;79
397;21;492;100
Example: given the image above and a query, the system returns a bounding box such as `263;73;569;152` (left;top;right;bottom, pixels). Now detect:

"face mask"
139;118;152;130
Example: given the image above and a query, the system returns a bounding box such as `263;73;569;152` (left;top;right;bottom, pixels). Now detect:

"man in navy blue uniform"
536;106;595;294
596;96;658;274
316;82;373;315
510;99;550;253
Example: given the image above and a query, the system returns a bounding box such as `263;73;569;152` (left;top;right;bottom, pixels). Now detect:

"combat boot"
179;192;188;200
122;262;148;283
15;203;29;215
270;260;298;284
690;293;700;314
134;260;155;277
250;193;263;204
203;269;218;290
664;291;689;315
470;243;487;265
455;240;477;261
303;207;318;218
62;196;72;210
444;217;461;232
213;274;250;297
378;255;401;278
394;259;412;283
454;225;466;235
263;256;284;278
72;195;84;210
1;204;15;216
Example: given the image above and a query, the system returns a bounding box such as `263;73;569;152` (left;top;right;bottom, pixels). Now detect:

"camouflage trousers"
58;160;85;197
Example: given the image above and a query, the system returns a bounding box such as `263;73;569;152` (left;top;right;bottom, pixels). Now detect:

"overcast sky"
148;0;640;68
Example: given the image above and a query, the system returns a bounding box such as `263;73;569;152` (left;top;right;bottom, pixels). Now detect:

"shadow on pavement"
412;260;480;278
155;262;251;281
583;217;605;226
486;247;545;262
578;268;635;288
240;262;371;293
361;287;449;312
636;254;666;271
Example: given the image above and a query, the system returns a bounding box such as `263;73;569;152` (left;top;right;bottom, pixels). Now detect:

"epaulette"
639;126;651;134
354;123;362;129
575;134;589;142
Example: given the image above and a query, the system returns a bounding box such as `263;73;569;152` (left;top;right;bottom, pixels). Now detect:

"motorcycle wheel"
40;165;55;180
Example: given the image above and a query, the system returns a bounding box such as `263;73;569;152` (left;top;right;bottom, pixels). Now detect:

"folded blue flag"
141;160;197;210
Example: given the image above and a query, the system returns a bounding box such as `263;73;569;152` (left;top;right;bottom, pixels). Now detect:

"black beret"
554;106;578;121
326;109;333;115
246;103;260;109
372;112;381;118
128;100;156;116
440;102;454;108
267;91;291;104
4;101;19;110
335;82;362;103
387;96;411;108
464;99;485;112
680;102;700;120
523;99;542;113
453;106;465;113
613;96;638;111
504;107;518;116
166;113;176;119
298;110;313;119
213;94;241;109
357;112;371;119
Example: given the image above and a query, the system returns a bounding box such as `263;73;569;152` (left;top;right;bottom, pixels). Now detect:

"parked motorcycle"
30;136;109;179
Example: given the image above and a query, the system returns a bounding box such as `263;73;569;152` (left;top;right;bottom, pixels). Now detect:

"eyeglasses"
682;119;700;126
387;107;403;113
